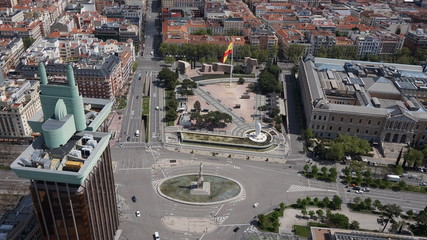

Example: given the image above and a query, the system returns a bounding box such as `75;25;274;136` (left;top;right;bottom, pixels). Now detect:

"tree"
349;220;360;230
287;44;305;63
304;164;310;173
327;212;349;229
23;37;35;49
373;200;383;211
403;148;423;168
165;110;177;122
309;210;315;219
378;204;402;232
311;165;319;177
158;68;178;90
394;165;404;176
257;71;281;94
238;77;245;85
132;62;138;72
164;56;176;65
301;209;308;218
316;209;324;221
302;128;315;141
321;166;328;177
331;195;343;210
194;101;201;112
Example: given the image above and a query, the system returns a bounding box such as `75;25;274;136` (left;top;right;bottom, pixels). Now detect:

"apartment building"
0;79;41;138
0;38;24;69
248;25;279;53
0;0;18;7
306;30;336;55
18;55;123;100
94;22;140;46
298;56;427;144
0;21;43;42
224;18;244;33
405;28;427;51
0;9;24;24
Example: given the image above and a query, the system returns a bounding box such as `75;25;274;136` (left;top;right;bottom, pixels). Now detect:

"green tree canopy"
403;148;423;168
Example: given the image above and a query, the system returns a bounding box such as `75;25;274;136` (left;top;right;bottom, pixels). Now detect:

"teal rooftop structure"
10;62;114;185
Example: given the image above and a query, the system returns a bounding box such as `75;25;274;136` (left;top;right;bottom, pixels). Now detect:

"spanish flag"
221;42;233;63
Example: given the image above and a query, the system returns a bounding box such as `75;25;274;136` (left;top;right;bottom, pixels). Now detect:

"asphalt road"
113;146;427;240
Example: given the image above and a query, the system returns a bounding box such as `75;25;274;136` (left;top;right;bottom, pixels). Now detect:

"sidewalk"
279;205;383;234
162;216;218;233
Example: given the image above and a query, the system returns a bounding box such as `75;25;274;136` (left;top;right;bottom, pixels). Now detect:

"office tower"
11;63;118;240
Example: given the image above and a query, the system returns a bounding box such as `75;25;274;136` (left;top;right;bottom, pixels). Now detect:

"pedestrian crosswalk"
215;216;229;225
286;185;336;193
152;179;161;190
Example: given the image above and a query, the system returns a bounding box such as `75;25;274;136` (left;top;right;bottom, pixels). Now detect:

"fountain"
158;162;243;205
247;121;267;143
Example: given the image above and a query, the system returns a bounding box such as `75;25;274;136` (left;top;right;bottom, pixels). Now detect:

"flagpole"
229;42;233;86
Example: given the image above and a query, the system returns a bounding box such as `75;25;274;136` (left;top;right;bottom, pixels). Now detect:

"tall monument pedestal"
190;181;211;195
190;162;211;195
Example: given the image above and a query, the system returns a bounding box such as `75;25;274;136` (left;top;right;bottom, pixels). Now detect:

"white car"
253;202;259;208
135;210;141;217
150;50;154;56
355;190;363;194
155;106;159;110
154;231;160;239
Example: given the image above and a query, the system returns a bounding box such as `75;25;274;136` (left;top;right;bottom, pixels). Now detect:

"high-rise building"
11;63;118;240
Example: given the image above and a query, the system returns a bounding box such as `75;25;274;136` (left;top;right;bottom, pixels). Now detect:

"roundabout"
158;173;243;205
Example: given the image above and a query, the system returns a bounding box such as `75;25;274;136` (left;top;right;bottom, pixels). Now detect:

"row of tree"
303;164;338;182
257;65;282;94
295;195;342;210
303;130;371;161
159;43;274;63
286;43;427;65
190;111;232;130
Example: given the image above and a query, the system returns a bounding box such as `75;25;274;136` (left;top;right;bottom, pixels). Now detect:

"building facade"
298;56;427;144
11;63;118;240
0;79;41;138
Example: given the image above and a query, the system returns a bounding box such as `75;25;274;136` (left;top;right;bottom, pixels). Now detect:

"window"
340;117;344;122
324;116;326;121
377;121;381;126
332;116;335;121
317;125;320;129
416;125;419;130
350;118;353;123
365;129;369;134
314;115;317;120
347;128;351;132
322;126;325;130
368;120;371;124
374;131;378;135
329;126;333;130
356;129;359;133
338;127;342;131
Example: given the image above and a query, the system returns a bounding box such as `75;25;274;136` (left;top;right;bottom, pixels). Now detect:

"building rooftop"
302;56;427;119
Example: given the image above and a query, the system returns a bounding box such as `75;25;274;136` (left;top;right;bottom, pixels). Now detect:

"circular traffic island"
158;174;243;205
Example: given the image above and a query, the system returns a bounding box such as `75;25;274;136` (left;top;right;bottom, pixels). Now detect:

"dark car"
127;136;130;141
132;196;137;202
233;227;240;233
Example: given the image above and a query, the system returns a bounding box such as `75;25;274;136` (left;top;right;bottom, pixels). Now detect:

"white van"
154;232;160;239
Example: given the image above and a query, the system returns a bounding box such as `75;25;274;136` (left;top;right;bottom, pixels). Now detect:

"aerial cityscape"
0;0;427;239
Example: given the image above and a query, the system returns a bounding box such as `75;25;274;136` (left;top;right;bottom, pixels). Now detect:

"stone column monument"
191;162;211;195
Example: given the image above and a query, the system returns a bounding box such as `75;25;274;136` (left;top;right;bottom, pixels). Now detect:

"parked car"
253;202;259;208
363;188;370;192
132;196;137;202
233;227;240;232
153;232;160;240
135;210;141;217
419;182;427;186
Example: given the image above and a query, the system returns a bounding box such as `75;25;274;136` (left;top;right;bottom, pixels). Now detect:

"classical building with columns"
298;55;427;145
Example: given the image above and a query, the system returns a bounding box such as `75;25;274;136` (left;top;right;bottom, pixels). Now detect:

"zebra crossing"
286;185;336;193
215;216;229;225
152;179;161;190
